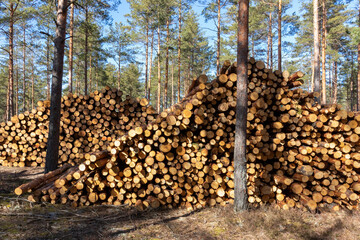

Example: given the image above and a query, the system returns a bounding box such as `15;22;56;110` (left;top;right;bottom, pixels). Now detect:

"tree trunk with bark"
234;0;249;212
145;21;149;98
68;1;74;93
31;59;34;110
177;0;182;102
46;30;51;101
267;12;272;69
164;18;170;109
6;3;18;122
217;0;221;75
313;0;321;102
148;29;154;101
333;61;338;104
278;0;282;72
23;24;26;112
357;0;360;111
321;0;327;105
117;45;121;90
157;24;161;113
45;0;69;173
84;4;89;95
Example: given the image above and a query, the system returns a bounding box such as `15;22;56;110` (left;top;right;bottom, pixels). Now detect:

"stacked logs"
15;58;360;211
0;87;156;167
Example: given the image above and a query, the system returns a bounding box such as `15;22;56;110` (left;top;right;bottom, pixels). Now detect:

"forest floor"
0;166;359;240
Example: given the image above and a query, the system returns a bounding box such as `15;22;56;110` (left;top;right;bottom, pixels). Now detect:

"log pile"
15;58;360;211
0;87;157;167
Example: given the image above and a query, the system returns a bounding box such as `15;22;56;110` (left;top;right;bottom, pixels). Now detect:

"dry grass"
0;166;360;240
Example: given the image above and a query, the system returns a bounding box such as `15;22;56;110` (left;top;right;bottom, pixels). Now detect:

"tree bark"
278;0;282;72
234;0;249;212
15;63;18;115
217;0;221;75
333;61;337;104
357;0;360;110
46;29;51;101
313;0;321;102
171;58;174;106
321;0;327;105
164;17;170;109
177;0;182;102
148;29;154;101
23;23;26;112
45;0;68;173
6;3;18;122
68;1;74;93
267;12;272;69
84;3;88;95
157;24;161;113
145;21;149;98
31;59;34;110
117;45;121;90
89;46;92;93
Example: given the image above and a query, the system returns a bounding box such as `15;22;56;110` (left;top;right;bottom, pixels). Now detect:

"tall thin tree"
177;0;182;102
321;0;327;104
68;1;74;93
234;0;249;212
313;0;321;101
278;0;282;71
358;0;360;110
45;0;69;173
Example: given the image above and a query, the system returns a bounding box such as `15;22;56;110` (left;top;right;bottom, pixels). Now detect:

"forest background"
0;0;358;121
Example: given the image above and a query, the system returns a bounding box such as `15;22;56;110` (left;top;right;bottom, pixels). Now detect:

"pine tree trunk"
234;0;249;212
357;0;360;111
171;58;174;106
45;0;69;173
7;3;17;121
217;0;221;75
68;1;74;93
329;60;333;103
23;24;26;112
157;24;161;113
177;0;182;102
117;45;121;90
148;30;154;101
313;0;321;102
46;32;51;101
89;48;92;93
145;22;149;98
267;13;271;69
278;0;282;71
164;18;170;109
15;64;18;115
31;60;34;110
333;61;338;104
84;4;88;95
321;0;327;105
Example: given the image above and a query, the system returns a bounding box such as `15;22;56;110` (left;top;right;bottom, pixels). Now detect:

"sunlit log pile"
15;58;360;211
0;87;157;167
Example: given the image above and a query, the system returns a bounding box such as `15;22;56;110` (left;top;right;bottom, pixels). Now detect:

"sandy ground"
0;166;359;240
